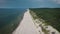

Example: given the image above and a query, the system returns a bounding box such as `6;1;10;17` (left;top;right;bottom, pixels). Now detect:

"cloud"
0;0;6;6
35;0;44;2
31;0;44;3
56;0;60;4
50;0;60;4
0;0;6;3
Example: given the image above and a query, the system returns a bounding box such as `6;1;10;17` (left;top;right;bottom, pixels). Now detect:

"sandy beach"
12;9;40;34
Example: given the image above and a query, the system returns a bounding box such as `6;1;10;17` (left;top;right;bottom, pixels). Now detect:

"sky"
0;0;60;8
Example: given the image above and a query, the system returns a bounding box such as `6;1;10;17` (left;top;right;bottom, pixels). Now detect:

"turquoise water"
0;8;26;34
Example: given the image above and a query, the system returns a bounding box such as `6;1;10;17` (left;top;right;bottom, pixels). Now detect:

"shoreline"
12;9;40;34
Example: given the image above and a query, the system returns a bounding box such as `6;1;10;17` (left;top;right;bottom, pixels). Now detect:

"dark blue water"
0;8;26;34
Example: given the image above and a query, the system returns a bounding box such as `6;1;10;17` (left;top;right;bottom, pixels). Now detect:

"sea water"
0;8;26;34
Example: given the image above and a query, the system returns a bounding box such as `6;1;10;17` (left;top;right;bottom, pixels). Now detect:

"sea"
0;8;27;34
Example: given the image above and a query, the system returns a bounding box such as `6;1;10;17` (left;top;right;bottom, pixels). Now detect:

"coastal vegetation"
29;8;60;32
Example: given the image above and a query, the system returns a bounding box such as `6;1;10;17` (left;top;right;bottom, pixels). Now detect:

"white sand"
12;9;40;34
